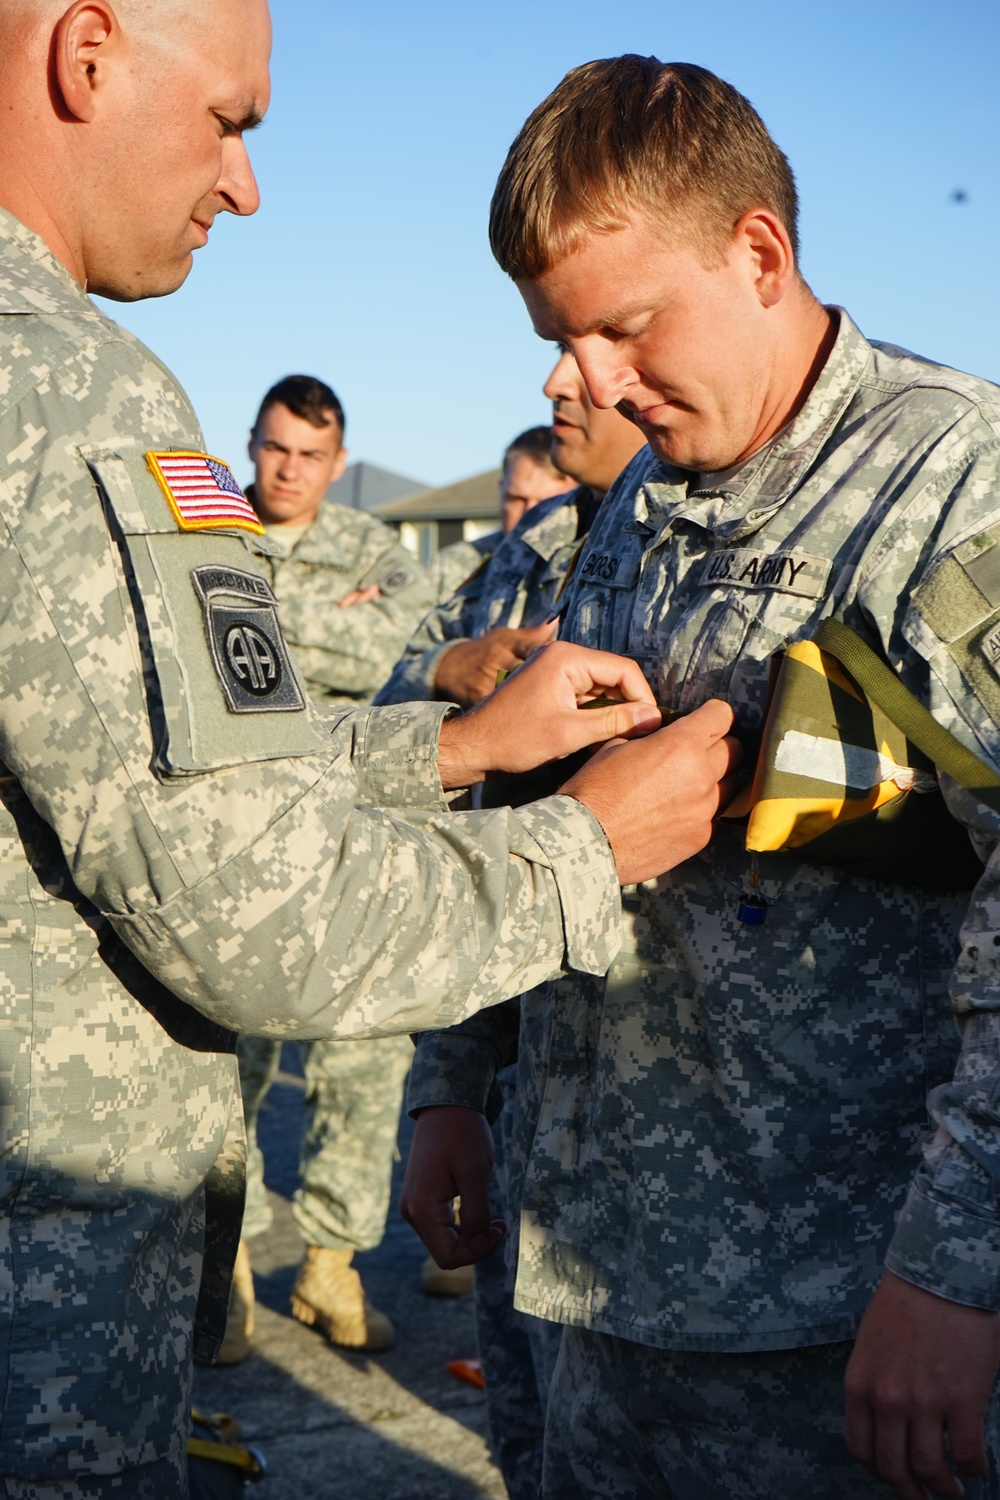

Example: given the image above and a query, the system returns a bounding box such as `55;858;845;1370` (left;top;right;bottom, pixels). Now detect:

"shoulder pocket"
907;525;1000;731
85;448;332;774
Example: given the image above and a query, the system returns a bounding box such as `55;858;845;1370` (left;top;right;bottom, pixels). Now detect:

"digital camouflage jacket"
254;492;438;705
409;308;1000;1353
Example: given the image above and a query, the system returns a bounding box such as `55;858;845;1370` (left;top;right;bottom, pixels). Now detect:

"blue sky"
101;0;1000;489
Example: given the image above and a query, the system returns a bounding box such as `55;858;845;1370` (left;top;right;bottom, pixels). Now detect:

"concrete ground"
193;1047;506;1500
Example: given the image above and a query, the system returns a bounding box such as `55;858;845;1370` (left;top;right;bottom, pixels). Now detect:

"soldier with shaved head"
0;6;741;1494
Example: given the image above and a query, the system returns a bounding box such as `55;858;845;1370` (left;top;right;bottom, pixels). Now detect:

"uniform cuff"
421;642;462;698
407;1030;499;1117
350;702;453;810
512;795;622;976
885;1180;1000;1311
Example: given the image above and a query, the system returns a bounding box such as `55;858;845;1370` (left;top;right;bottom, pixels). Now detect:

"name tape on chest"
191;565;304;714
700;548;828;598
147;451;264;536
579;552;641;589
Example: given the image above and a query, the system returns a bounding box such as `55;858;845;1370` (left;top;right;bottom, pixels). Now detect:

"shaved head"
0;0;271;298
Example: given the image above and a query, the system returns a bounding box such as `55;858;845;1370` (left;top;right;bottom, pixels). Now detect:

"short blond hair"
489;56;799;279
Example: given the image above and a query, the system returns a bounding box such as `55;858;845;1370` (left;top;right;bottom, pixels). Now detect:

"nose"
217;136;262;218
542;350;578;402
573;340;635;411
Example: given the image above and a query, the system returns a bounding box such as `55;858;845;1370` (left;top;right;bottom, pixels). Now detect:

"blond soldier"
0;10;742;1494
401;57;1000;1500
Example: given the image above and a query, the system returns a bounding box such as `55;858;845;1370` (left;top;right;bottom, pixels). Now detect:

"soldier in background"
230;395;580;1362
378;349;647;712
389;347;646;1500
229;374;439;1360
428;423;576;606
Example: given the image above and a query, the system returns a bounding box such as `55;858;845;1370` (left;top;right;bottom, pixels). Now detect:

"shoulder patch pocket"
85;448;332;774
908;525;1000;730
910;528;1000;647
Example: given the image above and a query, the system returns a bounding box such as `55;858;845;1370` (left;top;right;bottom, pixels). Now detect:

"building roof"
326;461;426;513
373;469;501;524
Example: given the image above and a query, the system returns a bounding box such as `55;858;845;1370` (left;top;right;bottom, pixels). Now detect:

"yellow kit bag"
727;618;1000;910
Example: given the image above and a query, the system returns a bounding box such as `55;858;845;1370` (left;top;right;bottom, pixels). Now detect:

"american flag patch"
146;450;264;535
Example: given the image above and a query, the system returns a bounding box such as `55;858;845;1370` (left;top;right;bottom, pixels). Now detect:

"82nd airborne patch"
192;565;305;713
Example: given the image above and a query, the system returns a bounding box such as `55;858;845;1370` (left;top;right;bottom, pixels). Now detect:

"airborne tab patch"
700;548;828;599
147;450;265;535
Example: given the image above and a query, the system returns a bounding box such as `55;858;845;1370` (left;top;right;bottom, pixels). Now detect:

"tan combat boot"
420;1254;474;1297
290;1247;394;1352
213;1238;255;1366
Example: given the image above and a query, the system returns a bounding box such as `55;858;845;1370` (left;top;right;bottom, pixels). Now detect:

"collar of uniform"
0;205;98;317
514;489;586;562
634;307;872;543
245;488;368;563
287;498;363;563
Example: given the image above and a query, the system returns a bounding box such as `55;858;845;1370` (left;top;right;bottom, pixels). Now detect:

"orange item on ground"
446;1358;485;1390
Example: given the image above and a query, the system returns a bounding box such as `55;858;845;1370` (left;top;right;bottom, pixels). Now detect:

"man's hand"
338;584;383;608
844;1271;1000;1500
399;1106;504;1269
562;699;741;884
434;621;557;708
437;640;663;789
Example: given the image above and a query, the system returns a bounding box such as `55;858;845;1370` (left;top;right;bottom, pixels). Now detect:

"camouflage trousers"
542;1327;1000;1499
0;1455;185;1498
476;1065;562;1500
238;1033;413;1249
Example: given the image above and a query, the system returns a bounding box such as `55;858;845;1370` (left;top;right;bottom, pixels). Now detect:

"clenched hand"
399;1107;503;1270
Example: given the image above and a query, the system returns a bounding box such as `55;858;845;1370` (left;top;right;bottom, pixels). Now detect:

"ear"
247;434;258;464
53;2;120;125
735;209;797;310
330;446;349;485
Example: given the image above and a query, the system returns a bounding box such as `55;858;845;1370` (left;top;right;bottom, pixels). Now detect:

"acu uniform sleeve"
407;996;522;1122
278;523;440;704
0;428;622;1046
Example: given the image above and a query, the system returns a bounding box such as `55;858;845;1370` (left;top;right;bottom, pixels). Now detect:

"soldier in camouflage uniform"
427;423;575;616
233;375;439;1359
234;400;579;1360
376;405;599;709
393;351;647;1500
400;57;1000;1500
0;11;741;1494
